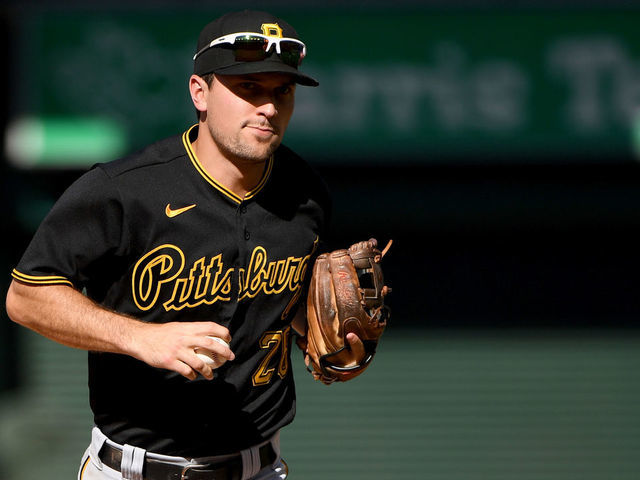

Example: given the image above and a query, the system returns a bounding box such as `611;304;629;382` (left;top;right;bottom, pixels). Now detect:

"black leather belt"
98;442;277;480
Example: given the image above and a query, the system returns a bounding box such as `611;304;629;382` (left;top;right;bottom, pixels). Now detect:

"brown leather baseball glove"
301;238;392;384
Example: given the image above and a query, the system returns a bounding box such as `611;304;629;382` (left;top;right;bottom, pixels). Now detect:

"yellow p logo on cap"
261;23;283;38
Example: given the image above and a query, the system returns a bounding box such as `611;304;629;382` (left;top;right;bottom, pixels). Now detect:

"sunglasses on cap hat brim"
193;32;307;68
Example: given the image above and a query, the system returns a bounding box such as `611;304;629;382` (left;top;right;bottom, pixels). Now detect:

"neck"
191;126;268;199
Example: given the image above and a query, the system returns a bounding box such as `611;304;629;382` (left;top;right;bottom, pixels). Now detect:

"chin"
240;148;276;165
254;140;281;160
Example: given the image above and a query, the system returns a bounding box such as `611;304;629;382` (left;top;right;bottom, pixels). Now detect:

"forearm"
5;280;142;355
5;279;234;380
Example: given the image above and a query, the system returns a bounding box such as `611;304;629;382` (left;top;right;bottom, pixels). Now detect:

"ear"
189;75;209;113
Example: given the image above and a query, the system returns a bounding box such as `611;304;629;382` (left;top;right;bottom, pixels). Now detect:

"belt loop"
270;431;281;461
89;426;108;469
251;448;261;473
121;443;146;480
240;446;260;480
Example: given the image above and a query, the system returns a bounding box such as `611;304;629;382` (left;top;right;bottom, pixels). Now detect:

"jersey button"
240;205;247;214
244;230;250;240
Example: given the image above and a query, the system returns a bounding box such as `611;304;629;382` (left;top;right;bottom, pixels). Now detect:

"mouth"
246;123;277;137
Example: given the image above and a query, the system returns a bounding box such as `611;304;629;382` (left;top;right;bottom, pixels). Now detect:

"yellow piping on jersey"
11;269;73;287
79;456;91;479
182;125;273;205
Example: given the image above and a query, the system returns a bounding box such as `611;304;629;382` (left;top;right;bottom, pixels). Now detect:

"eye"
275;84;294;96
239;82;258;90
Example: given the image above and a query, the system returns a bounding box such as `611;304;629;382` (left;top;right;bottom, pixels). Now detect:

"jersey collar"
182;125;273;205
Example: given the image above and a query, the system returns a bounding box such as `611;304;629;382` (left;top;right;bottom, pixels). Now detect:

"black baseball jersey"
12;125;331;456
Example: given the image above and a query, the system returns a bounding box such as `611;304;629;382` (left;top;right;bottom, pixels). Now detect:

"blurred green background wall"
1;1;639;479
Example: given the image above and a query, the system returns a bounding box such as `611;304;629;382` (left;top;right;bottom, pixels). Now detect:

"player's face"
204;73;296;164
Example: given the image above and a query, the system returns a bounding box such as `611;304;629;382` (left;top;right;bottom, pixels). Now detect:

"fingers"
185;333;235;380
174;358;202;381
346;332;366;363
328;333;367;368
180;353;214;381
155;347;215;381
134;321;235;381
198;335;235;361
189;321;232;344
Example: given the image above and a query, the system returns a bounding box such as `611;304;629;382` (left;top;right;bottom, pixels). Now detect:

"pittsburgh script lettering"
132;244;313;311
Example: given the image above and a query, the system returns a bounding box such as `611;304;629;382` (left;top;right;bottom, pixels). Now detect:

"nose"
257;99;277;118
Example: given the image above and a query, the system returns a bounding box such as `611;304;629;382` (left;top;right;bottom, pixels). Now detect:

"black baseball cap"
193;10;319;87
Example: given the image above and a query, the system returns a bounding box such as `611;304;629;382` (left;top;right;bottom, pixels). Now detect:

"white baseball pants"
77;427;288;480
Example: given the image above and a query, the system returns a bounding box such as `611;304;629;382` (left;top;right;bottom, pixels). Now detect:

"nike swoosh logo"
165;203;196;218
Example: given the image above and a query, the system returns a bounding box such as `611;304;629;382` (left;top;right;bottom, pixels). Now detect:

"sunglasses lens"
213;35;306;67
230;35;270;62
279;40;305;67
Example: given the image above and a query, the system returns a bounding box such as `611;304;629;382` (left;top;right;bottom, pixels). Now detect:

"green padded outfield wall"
0;330;638;479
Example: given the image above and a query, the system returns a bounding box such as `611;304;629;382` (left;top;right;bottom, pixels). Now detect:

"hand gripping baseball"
132;321;234;381
304;238;392;384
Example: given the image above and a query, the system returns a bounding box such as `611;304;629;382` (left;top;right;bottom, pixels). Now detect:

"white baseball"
194;336;230;369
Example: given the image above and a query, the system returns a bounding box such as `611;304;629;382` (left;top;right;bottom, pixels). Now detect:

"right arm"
5;280;234;380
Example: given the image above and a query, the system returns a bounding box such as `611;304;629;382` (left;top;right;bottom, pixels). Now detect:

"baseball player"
5;10;366;480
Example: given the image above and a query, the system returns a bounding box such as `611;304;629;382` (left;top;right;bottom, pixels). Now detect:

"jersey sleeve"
12;166;128;290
